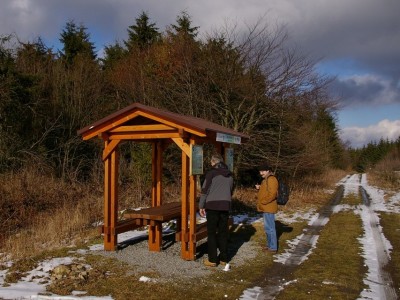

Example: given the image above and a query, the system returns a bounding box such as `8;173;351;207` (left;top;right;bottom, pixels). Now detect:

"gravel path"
96;226;259;281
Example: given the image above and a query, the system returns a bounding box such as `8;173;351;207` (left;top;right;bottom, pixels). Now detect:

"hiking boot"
203;259;217;267
262;247;277;254
219;261;227;266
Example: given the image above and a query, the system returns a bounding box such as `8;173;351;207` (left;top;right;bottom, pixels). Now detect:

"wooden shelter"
77;103;249;260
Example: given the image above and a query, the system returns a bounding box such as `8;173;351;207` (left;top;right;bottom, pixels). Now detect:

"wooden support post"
149;140;163;251
110;150;119;249
188;138;197;260
103;146;112;250
151;142;157;207
156;141;163;206
103;141;119;251
181;149;190;259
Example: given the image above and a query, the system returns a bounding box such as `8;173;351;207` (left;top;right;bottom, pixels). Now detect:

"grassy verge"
277;209;366;300
0;168;356;298
1;219;308;299
380;212;400;293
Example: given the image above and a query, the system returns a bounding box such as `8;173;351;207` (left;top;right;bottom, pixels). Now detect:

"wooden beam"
137;111;207;137
103;143;112;251
110;124;175;132
180;150;190;260
188;137;197;260
148;141;164;251
109;132;182;140
103;140;119;251
102;140;121;161
151;142;157;207
156;141;163;206
171;137;190;156
100;132;109;141
109;149;119;250
82;111;140;140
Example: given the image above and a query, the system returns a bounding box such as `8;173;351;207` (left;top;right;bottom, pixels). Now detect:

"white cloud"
340;119;400;148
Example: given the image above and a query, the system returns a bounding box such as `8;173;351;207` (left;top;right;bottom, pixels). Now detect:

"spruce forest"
0;12;399;246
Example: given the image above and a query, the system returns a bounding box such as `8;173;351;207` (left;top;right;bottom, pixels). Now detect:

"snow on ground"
241;173;400;300
1;174;399;300
0;256;113;300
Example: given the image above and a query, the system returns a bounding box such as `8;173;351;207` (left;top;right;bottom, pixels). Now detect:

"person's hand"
199;208;206;217
255;184;260;190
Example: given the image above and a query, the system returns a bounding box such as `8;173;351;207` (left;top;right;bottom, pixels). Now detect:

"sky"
1;0;400;148
1;173;399;299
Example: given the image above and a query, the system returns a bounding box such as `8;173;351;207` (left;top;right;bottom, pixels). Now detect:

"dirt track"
240;174;398;300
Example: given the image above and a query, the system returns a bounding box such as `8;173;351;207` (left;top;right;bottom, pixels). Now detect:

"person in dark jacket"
199;153;233;267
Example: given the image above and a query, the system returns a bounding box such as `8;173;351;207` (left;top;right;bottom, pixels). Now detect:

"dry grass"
380;212;400;293
233;168;348;213
367;170;400;192
369;148;400;190
1;167;347;261
280;169;348;211
5;167;395;299
2;203;101;259
0;166;103;259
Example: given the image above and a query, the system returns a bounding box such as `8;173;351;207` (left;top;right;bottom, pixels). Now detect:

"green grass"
342;193;361;206
277;211;366;300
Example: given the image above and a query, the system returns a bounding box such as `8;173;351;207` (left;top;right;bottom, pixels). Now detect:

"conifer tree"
59;21;96;65
125;11;160;51
170;11;199;39
102;41;126;69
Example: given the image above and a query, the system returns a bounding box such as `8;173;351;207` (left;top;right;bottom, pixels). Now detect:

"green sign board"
225;148;234;172
190;144;203;175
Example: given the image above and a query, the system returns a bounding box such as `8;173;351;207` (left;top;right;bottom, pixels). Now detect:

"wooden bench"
99;202;182;241
176;217;234;242
99;218;143;235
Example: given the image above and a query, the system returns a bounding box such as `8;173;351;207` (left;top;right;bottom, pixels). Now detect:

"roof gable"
77;102;249;143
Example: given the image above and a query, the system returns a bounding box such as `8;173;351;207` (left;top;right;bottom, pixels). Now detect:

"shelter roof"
77;102;249;143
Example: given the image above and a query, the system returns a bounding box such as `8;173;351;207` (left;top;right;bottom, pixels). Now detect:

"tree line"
0;11;346;185
349;137;400;173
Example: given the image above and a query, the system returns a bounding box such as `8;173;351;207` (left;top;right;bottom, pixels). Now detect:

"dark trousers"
206;209;229;263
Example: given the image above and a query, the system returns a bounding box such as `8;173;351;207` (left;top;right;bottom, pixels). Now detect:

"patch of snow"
139;276;156;283
1;173;399;299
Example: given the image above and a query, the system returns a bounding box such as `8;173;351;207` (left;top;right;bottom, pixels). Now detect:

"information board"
216;132;241;144
225;148;234;172
190;144;203;175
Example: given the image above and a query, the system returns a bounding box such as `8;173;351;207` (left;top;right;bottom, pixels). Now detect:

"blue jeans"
263;212;277;251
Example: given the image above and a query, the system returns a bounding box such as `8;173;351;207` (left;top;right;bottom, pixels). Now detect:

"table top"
124;201;181;221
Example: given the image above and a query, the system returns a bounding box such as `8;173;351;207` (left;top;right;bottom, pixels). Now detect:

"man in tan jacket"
255;164;278;253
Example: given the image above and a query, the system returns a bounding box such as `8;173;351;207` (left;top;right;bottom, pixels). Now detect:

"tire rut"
359;186;398;300
240;185;344;299
240;174;398;300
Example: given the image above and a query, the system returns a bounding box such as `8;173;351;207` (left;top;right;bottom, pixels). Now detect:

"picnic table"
123;201;182;251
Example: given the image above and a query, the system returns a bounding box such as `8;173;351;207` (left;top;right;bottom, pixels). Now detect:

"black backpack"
277;179;289;205
266;175;289;205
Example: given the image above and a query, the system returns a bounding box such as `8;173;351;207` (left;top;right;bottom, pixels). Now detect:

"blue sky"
1;0;400;148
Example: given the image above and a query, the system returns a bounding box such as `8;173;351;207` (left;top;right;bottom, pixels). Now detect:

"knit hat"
257;164;272;171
